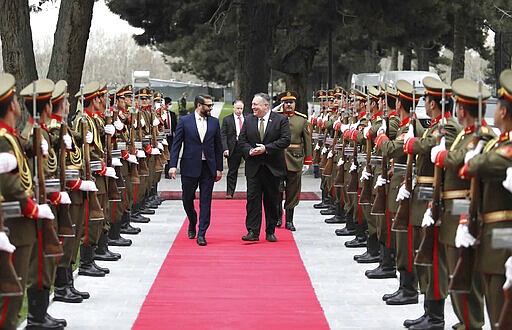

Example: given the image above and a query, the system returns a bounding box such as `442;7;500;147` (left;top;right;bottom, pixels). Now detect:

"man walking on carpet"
238;93;291;242
168;94;223;246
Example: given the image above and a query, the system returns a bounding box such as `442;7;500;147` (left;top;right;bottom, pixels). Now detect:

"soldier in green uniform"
276;91;312;231
431;78;490;330
458;69;512;329
313;90;331;207
402;77;461;329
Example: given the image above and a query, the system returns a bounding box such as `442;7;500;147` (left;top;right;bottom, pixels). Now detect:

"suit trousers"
245;165;280;236
226;148;244;196
181;161;215;237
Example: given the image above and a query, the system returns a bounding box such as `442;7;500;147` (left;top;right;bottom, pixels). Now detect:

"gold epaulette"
295;111;308;119
0;128;33;192
484;137;499;153
48;118;59;129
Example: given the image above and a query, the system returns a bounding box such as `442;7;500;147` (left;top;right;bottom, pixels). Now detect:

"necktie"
199;117;206;142
259;118;265;141
238;116;243;130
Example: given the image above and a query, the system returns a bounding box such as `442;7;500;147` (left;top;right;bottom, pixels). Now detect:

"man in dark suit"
238;93;291;242
168;94;223;246
221;100;245;198
164;96;177;178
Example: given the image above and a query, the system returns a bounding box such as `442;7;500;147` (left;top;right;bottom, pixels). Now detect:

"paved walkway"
20;172;491;329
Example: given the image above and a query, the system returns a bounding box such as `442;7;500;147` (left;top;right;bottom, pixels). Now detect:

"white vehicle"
351;73;380;91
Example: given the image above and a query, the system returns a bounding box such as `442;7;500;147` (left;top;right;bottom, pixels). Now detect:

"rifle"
415;87;446;266
135;94;149;177
80;85;104;221
359;85;373;205
128;99;141;184
449;82;484;293
56;83;75;237
392;85;417;232
111;94;126;190
32;82;63;257
347;91;359;194
104;90;121;202
0;200;23;297
150;90;164;173
371;86;389;216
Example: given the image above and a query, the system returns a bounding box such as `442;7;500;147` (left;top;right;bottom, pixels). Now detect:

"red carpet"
160;191;320;200
132;200;329;330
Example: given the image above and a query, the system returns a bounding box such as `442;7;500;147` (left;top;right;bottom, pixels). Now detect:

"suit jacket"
169;113;223;178
238;111;291;178
166;110;178;146
221;114;246;155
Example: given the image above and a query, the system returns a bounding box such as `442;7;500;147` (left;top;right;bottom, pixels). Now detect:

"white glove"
321;146;328;154
455;223;476;248
79;180;98;192
314;143;320;151
360;167;371;181
363;123;371;138
327;150;333;159
504;257;512;289
302;165;310;174
37;204;55;220
349;121;360;130
41;139;49;156
150;147;161;155
104;124;115;136
161;139;168;146
422;207;435;227
63;134;72;149
153;117;160;126
127;154;138;164
0;232;15;253
114;118;124;131
59;191;71;205
349;162;357;173
396;184;410;201
430;136;446;163
464;140;485;163
136;149;146;158
404;124;414;144
140;117;146;127
133;119;138;128
86;131;93;144
157;142;164;150
340;124;350;133
337;158;344;166
105;166;118;178
111;157;123;167
503;167;512;194
0;152;18;173
377;120;387;135
374;175;388;188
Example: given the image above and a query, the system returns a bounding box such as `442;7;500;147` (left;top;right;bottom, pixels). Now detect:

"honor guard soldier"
311;90;327;180
458;70;512;329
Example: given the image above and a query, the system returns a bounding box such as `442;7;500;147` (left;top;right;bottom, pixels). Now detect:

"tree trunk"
390;47;398;71
451;7;465;82
47;0;95;121
285;71;309;116
235;0;275;113
402;47;412;71
415;47;430;71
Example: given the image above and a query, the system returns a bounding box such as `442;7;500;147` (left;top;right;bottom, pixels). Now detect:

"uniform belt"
441;189;470;200
416;176;434;184
482;210;512;224
289;143;303;148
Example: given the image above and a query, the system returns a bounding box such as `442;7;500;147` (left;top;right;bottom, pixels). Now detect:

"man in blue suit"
168;94;223;246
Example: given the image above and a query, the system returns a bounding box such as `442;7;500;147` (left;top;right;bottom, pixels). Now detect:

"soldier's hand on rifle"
41;139;49;156
140;117;146;128
0;232;15;253
404;124;414;145
105;167;118;179
314;143;320;151
374;175;388;189
126;153;138;164
503;257;512;289
37;203;55;220
136;149;146;158
59;191;71;204
340;124;350;133
337;158;344;166
153;117;160;127
85;131;93;144
377;121;387;135
114;118;124;131
104;124;115;136
464;140;485;163
0;152;18;173
349;162;357;173
79;180;98;192
455;216;476;248
396;184;410;201
63;133;72;150
327;150;333;158
360;167;371;181
421;207;435;227
503;167;512;194
150;147;161;155
363;123;371;139
161;139;168;146
157;142;164;151
112;158;123;167
430;136;446;163
302;165;310;175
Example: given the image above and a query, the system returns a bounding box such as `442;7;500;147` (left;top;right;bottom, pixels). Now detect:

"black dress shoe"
188;226;196;239
242;231;259;241
92;261;109;274
197;236;207;246
276;219;282;227
108;236;132;246
285;222;296;231
335;227;356;236
382;288;402;301
356;253;380;264
386;290;418;305
139;207;155;215
53;286;83;303
78;265;105;277
403;314;427;327
344;237;367;248
313;201;329;209
409;317;444;330
70;286;89;299
121;223;141;234
131;213;150;223
46;313;67;327
320;207;336;215
324;216;345;224
366;267;396;279
266;234;277;242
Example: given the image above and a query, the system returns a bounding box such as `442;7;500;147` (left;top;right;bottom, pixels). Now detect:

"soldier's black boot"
108;217;133;246
366;243;396;278
387;270;418;305
355;233;380;263
324;204;345;224
122;210;142;234
53;267;83;303
78;244;105;277
344;224;367;248
335;211;356;236
285;208;296;231
139;198;156;215
91;255;110;274
67;265;89;299
131;203;151;223
409;299;445;330
403;300;429;327
94;231;121;261
320;203;336;215
26;288;65;330
313;190;330;209
383;270;404;301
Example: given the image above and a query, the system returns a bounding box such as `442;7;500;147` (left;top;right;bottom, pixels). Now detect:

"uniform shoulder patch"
496;145;512;159
295;112;307;119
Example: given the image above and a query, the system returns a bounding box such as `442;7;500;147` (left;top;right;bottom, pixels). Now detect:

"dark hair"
426;95;454;114
164;97;172;105
52;100;63;114
459;102;486;118
232;99;243;106
498;97;512;119
254;93;270;106
385;96;396;110
0;95;14;118
194;94;212;108
399;98;419;113
24;98;51;117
